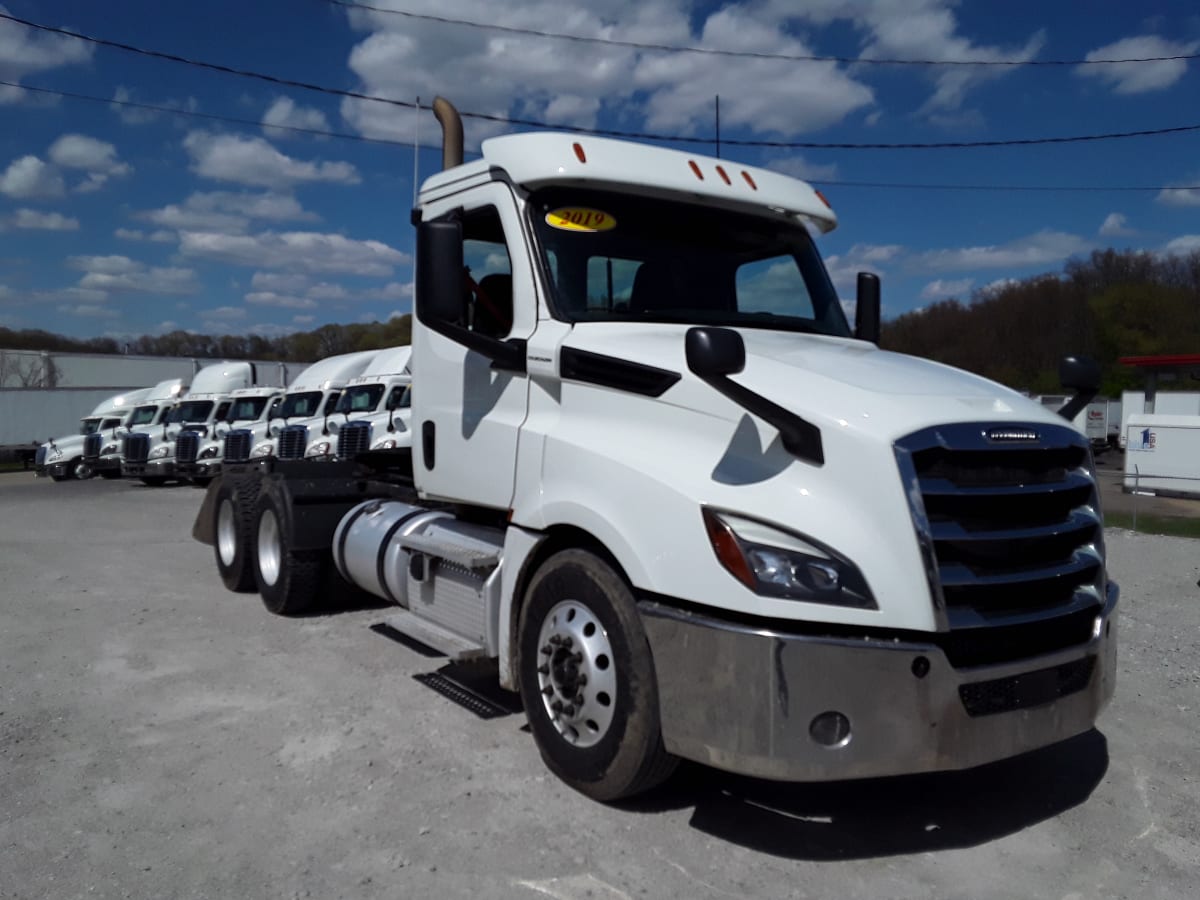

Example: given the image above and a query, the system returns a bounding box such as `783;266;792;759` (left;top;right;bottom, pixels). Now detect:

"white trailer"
1118;390;1200;449
195;98;1117;802
1123;414;1200;497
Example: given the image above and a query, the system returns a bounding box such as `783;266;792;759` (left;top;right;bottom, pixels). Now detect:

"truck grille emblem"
985;427;1039;442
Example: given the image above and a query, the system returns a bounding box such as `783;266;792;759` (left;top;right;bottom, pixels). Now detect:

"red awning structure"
1119;354;1200;369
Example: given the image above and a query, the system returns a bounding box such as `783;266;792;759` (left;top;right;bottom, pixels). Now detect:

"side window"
215;401;232;421
388;386;409;410
323;392;341;416
267;398;281;420
735;256;816;319
463;207;513;339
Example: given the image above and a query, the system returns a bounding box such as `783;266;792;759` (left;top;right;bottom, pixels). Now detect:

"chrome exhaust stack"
432;96;463;171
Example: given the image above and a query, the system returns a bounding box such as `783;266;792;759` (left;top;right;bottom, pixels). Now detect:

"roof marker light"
814;190;832;209
573;142;587;163
715;165;731;185
688;160;704;180
741;171;758;190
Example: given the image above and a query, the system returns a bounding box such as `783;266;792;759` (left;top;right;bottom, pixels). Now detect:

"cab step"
379;609;486;661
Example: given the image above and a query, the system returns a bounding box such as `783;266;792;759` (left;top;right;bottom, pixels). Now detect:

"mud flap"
191;475;223;545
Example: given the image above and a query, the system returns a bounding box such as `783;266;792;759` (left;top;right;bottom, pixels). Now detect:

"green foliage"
882;249;1200;395
0;314;414;364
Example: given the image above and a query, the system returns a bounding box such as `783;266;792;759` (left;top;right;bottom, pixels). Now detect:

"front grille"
959;656;1096;717
83;433;102;461
122;433;151;463
896;422;1105;665
337;421;372;459
175;430;201;463
278;424;308;460
223;429;253;462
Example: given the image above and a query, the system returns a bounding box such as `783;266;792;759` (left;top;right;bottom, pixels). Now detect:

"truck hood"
563;323;1064;441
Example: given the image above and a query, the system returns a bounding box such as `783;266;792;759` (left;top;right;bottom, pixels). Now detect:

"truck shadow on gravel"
627;729;1109;860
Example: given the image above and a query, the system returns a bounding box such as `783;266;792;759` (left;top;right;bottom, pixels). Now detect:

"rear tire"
214;479;257;593
253;492;323;616
517;549;677;802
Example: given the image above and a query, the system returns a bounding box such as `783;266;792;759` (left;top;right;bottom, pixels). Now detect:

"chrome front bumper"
122;459;175;478
641;582;1118;782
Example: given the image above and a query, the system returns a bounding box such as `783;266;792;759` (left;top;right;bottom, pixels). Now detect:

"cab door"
413;183;536;510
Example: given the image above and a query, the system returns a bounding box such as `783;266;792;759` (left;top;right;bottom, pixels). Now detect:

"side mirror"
685;327;745;377
855;272;880;345
1057;355;1102;421
417;219;465;324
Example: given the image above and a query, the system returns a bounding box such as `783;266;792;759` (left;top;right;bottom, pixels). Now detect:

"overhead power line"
5;12;1200;150
323;0;1200;67
10;77;1200;196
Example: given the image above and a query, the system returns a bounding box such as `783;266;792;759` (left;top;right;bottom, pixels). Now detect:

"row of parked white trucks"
34;347;414;485
43;98;1120;803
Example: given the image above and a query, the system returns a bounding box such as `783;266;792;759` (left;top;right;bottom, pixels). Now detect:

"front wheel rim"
257;509;281;587
535;599;617;748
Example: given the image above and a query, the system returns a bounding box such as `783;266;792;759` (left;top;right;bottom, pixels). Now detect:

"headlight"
252;444;274;458
373;438;398;450
199;446;220;460
149;445;170;459
102;444;118;456
48;449;63;461
305;441;331;458
702;508;876;609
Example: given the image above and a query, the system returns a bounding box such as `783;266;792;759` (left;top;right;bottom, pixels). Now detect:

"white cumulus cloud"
920;278;974;300
183;131;360;189
0;5;94;104
1076;36;1200;95
179;230;408;277
0;155;65;199
13;208;78;230
1099;213;1135;237
262;97;331;137
908;230;1091;273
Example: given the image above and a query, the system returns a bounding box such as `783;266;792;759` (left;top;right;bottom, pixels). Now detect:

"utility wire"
323;0;1200;67
10;78;1200;195
6;12;1200;150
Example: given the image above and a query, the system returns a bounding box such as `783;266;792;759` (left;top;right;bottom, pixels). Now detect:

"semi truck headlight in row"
252;444;274;458
149;445;170;459
702;508;876;609
373;438;398;450
306;441;331;458
199;446;220;460
101;444;118;456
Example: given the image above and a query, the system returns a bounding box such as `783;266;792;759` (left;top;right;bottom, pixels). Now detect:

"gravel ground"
1;473;1197;900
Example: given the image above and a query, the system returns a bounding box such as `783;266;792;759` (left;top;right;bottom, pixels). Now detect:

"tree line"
4;248;1199;396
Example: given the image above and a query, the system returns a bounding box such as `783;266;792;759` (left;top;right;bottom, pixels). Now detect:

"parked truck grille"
175;430;201;463
122;433;151;463
278;424;308;460
83;433;102;461
337;420;372;459
895;422;1105;664
223;429;253;462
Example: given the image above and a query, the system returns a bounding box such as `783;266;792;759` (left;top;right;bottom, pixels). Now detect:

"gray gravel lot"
1;473;1198;900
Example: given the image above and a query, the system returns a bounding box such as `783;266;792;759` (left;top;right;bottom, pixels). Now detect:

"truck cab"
198;99;1117;803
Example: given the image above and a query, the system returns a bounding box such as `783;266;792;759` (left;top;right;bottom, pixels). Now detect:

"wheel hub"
257;509;281;587
535;600;616;748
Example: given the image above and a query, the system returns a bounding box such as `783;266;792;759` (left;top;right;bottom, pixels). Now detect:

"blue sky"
2;0;1199;340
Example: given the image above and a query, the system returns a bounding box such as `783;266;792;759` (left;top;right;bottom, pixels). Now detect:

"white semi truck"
195;98;1118;802
235;350;380;463
89;378;188;479
36;388;153;481
122;363;280;485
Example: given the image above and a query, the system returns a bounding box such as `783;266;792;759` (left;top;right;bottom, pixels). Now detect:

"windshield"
336;385;385;415
226;397;271;422
531;188;850;337
174;400;215;422
276;391;323;419
80;417;102;435
128;405;158;426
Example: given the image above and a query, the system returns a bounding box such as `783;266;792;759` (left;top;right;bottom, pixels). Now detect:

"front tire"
214;479;257;593
253;492;323;616
517;549;677;802
70;458;92;480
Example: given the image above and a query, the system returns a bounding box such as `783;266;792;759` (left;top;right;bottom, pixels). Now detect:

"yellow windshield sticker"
545;207;616;233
